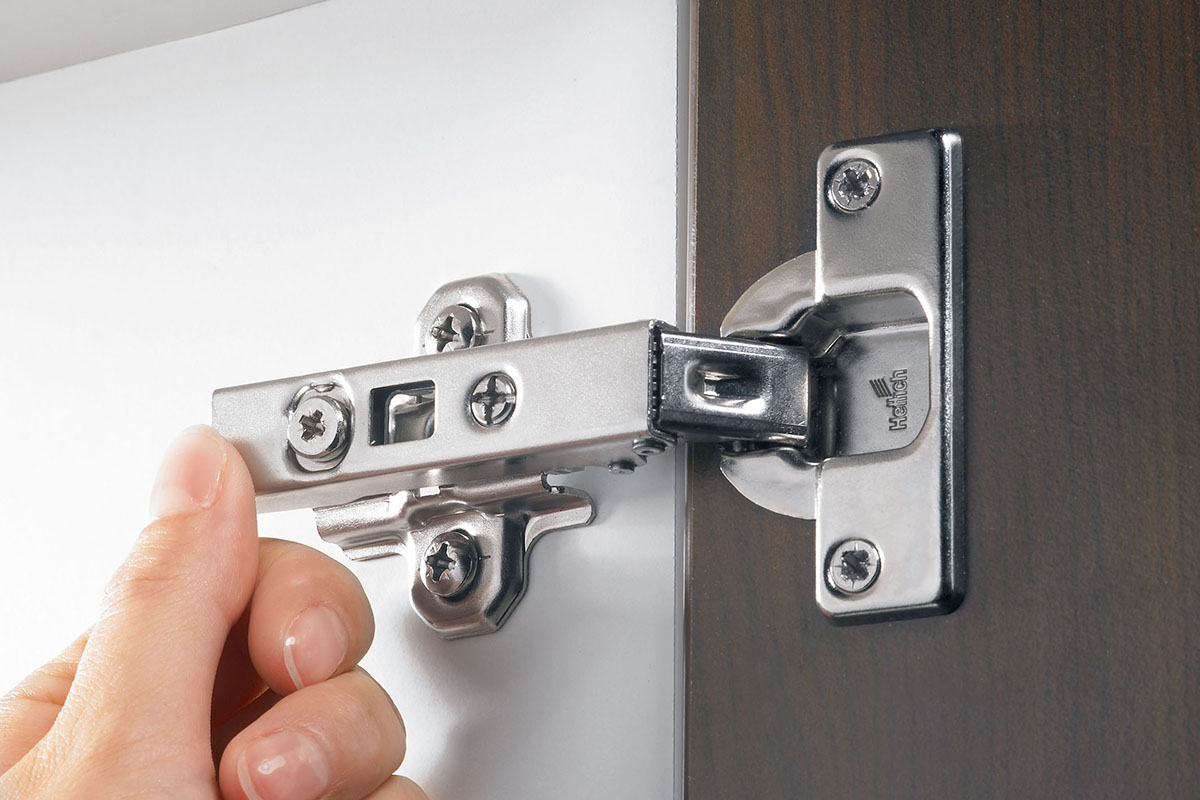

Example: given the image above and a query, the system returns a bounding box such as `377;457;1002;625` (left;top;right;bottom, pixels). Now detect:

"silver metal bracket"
211;129;963;636
719;129;964;619
313;475;593;639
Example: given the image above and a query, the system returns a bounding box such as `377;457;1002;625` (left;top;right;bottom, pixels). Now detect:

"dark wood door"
685;2;1200;797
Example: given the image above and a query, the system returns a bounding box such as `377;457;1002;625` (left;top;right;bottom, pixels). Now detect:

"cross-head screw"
468;372;517;427
426;304;482;353
287;386;351;466
826;538;881;594
422;530;479;599
827;158;881;213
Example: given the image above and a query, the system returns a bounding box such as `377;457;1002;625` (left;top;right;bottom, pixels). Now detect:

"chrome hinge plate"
720;129;964;620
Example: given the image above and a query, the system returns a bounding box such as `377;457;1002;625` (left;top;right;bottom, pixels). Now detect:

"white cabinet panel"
0;2;679;797
0;0;324;83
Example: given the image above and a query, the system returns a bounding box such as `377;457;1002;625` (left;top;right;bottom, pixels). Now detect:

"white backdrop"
0;1;680;797
0;0;324;82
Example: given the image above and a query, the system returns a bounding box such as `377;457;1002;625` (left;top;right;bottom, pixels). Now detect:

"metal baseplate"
212;129;963;638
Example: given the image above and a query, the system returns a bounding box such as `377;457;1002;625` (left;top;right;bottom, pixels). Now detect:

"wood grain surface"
685;2;1200;797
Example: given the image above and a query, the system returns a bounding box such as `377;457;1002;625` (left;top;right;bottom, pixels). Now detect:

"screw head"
287;391;350;463
826;538;881;594
632;438;668;457
427;304;482;353
827;158;881;213
422;530;479;598
468;372;517;427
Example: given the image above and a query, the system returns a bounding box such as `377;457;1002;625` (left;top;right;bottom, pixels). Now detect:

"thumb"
58;426;259;750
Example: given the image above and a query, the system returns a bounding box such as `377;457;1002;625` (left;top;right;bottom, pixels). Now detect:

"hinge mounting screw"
468;372;517;427
427;304;482;353
422;530;479;599
827;158;881;213
287;386;351;468
632;438;668;457
826;538;881;594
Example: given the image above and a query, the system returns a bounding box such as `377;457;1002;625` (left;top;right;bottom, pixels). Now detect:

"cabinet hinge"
212;129;964;637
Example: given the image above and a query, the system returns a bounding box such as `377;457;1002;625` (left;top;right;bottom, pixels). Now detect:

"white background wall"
0;0;323;82
0;2;680;797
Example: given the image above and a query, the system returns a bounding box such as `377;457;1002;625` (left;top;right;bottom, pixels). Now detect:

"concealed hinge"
212;129;963;637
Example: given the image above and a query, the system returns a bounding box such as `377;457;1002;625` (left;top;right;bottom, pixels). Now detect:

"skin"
0;427;429;800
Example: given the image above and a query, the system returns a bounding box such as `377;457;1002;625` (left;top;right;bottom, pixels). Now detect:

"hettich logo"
869;369;909;431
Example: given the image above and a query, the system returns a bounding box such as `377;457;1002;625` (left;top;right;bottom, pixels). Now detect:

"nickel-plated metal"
815;131;963;620
468;372;517;427
215;131;962;636
654;331;810;445
215;319;816;514
720;250;818;342
414;273;530;356
717;446;817;519
826;157;881;213
217;310;818;636
286;384;352;471
422;530;479;598
213;321;664;513
216;277;663;638
826;538;881;594
426;304;482;353
719;129;964;621
313;474;594;638
632;437;668;457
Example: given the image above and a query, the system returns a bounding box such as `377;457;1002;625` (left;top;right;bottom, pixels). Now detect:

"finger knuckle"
330;674;387;727
101;526;193;609
322;673;405;762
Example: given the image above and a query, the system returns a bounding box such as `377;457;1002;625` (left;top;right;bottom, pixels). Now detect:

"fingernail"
237;729;331;800
282;606;349;690
147;426;227;521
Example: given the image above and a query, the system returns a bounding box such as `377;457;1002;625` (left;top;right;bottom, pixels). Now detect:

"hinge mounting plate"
720;129;964;620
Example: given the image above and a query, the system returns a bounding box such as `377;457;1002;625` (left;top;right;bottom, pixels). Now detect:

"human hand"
0;426;428;800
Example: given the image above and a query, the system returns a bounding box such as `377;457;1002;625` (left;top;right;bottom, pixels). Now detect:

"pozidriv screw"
827;159;881;213
422;530;479;598
469;372;517;427
287;389;350;464
427;304;482;353
826;538;881;594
